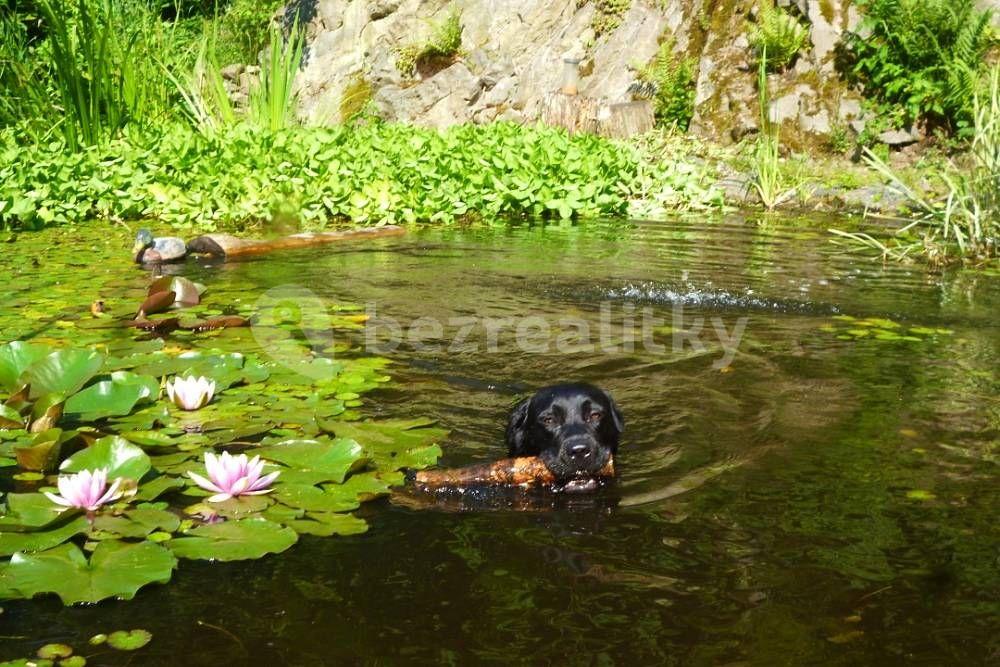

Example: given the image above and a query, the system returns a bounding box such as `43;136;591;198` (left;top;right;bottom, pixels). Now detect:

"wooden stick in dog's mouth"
412;455;615;490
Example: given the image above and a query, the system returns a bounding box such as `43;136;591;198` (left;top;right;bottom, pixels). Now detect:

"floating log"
413;455;615;490
539;93;654;139
187;225;406;259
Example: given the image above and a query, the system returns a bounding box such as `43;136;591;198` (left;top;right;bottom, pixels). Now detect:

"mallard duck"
133;228;187;264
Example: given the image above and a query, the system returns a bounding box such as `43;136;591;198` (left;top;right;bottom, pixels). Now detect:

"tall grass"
250;20;305;131
831;66;1000;263
750;50;792;209
172;19;304;133
1;0;190;148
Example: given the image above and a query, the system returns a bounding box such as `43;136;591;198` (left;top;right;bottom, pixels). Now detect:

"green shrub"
588;0;631;37
396;8;462;77
217;0;286;65
750;0;808;71
636;40;696;130
844;0;996;137
0;122;638;230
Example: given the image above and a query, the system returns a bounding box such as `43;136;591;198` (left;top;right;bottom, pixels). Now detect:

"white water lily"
165;375;216;411
187;451;280;503
44;468;123;511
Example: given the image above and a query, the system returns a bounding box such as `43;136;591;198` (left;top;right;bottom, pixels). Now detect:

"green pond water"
0;216;997;664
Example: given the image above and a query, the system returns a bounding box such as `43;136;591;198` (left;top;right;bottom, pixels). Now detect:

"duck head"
133;228;155;263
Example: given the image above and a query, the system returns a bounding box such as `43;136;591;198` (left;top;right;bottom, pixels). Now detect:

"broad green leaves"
61;436;151;480
24;348;104;400
64;372;159;421
0;540;176;604
166;518;297;561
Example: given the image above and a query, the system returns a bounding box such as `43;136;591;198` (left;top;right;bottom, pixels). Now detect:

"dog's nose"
569;443;591;459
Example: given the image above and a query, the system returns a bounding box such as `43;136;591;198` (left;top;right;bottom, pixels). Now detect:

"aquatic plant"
43;468;123;511
187;452;280;502
750;50;794;210
749;0;808;72
0;121;638;230
831;65;1000;263
0;339;445;605
165;375;216;410
249;19;305;132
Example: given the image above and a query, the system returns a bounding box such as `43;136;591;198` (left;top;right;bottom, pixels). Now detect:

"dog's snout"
568;442;592;459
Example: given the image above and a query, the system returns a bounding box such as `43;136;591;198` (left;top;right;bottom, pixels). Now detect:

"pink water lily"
44;468;123;511
166;375;216;411
187;451;280;503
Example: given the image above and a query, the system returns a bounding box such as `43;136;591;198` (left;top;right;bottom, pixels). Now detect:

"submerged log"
413;455;615;490
539;93;654;139
187;225;406;259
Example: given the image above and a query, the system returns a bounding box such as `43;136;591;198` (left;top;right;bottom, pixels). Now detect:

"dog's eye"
588;412;602;424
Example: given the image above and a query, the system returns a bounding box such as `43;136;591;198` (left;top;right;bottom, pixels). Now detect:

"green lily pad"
107;628;153;651
0;516;89;556
60;656;87;667
64;372;159;421
36;644;72;660
905;489;936;501
0;492;71;530
167;518;297;561
14;428;75;473
120;430;177;447
323;418;447;470
0;341;52;393
0;540;176;604
249;438;366;484
24;348;104;400
273;483;359;513
286;512;368;537
134;475;185;501
91;508;179;538
60;436;151;481
88;633;107;645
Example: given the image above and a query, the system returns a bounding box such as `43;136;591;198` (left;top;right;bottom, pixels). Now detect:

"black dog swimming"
505;383;624;490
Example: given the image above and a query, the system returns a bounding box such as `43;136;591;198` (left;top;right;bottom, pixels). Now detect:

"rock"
836;185;909;212
838;97;863;121
799;108;830;135
370;0;400;20
374;61;482;128
482;76;517;108
770;92;801;124
220;63;245;81
878;128;920;147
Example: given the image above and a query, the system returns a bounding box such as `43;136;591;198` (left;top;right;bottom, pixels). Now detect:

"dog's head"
505;383;624;481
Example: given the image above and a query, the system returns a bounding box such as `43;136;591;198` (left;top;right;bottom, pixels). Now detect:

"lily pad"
0;540;176;604
286;512;368;537
61;436;151;481
134;475;185;501
273;483;359;513
107;628;153;651
0;517;89;557
0;341;51;393
36;644;72;660
0;493;71;530
250;438;366;484
64;372;159;421
167;518;297;561
24;348;104;400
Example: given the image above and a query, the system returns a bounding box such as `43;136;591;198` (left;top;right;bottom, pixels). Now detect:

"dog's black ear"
602;390;624;433
505;397;532;456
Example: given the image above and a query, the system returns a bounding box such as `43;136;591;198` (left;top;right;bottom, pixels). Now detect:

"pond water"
1;216;997;664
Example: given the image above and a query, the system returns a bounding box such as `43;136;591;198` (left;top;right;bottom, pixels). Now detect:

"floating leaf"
64;372;159;421
167;518;297;561
0;517;88;557
61;657;87;667
250;438;366;484
61;435;151;481
107;628;153;651
134;475;184;501
0;540;176;604
0;341;51;393
36;644;72;660
0;492;71;530
273;483;359;513
286;512;368;537
149;276;204;306
23;348;104;400
14;428;74;472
